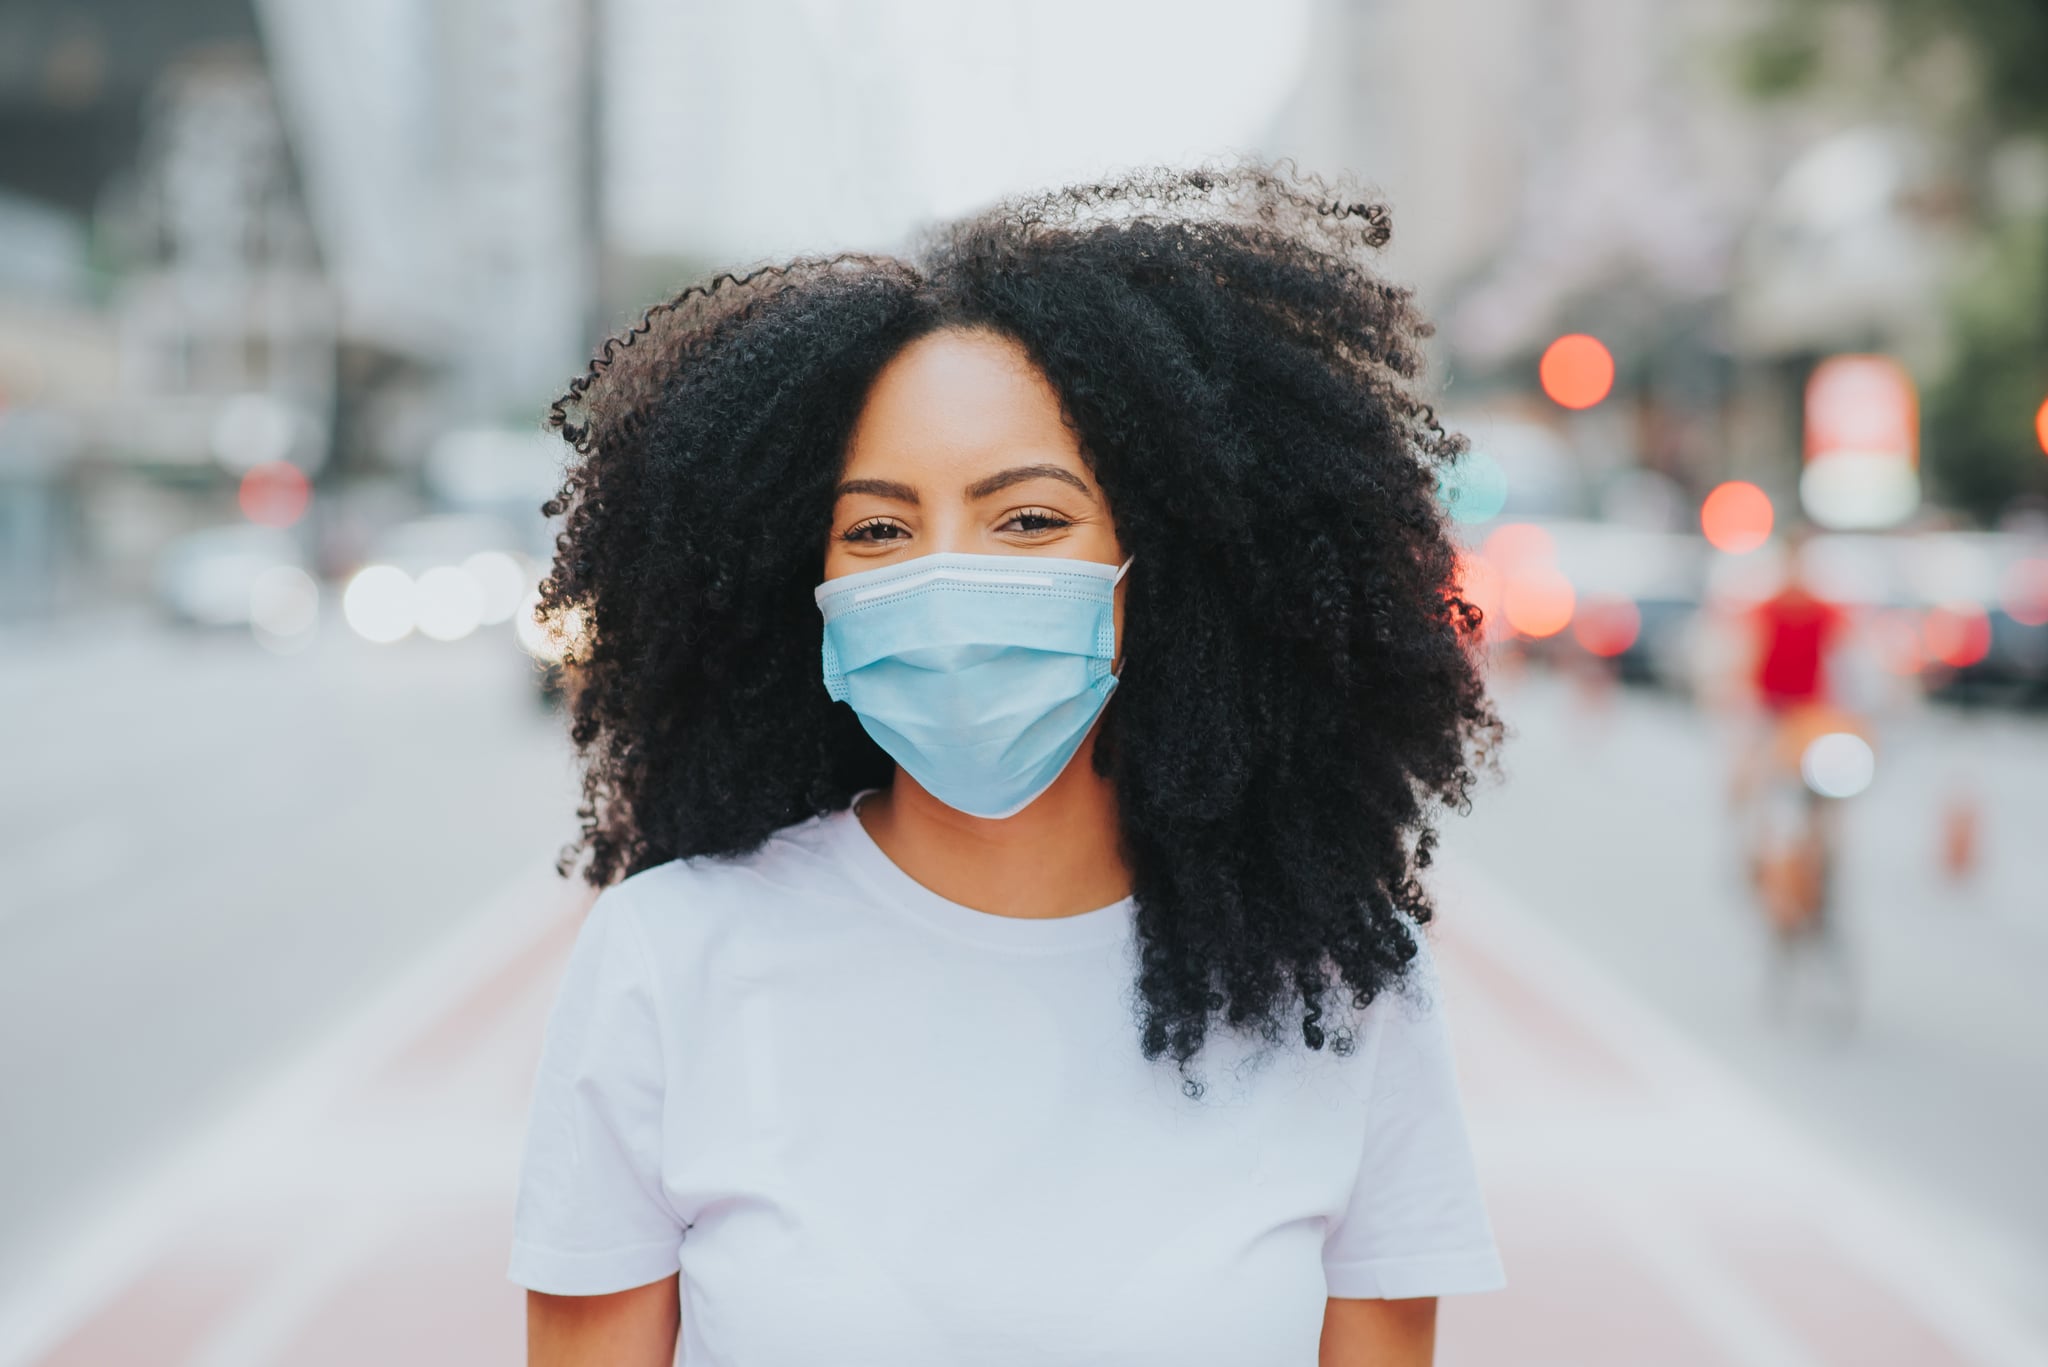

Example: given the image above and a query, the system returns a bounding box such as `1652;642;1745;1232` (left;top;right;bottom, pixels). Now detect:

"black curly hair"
538;162;1498;1071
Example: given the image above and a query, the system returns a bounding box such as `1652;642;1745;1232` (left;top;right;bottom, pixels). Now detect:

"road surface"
0;615;579;1293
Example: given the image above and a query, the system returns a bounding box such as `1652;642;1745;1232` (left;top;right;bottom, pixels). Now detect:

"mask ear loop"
1109;556;1133;676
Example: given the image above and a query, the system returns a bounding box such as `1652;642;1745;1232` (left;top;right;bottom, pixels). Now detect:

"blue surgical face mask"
815;551;1131;819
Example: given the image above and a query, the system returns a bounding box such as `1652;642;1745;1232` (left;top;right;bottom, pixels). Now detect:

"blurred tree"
1742;0;2048;133
1741;0;2048;521
1928;212;2048;518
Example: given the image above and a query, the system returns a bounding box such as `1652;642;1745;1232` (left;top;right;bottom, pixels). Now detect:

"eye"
1001;507;1073;536
842;517;910;543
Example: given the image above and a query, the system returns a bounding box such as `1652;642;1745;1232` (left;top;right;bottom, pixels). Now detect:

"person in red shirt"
1735;524;1859;1029
1751;572;1848;711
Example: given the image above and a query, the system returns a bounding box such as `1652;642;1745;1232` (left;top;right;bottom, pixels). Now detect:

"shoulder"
1337;923;1453;1081
1347;924;1468;1103
585;808;857;956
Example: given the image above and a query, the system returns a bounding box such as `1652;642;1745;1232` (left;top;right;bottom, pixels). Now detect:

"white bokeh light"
416;565;485;642
343;565;416;644
1799;454;1920;531
515;585;590;665
249;564;320;639
463;550;530;625
1801;732;1876;799
211;393;300;473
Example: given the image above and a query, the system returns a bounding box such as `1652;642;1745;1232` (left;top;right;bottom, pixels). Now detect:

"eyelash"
838;509;1074;542
841;517;908;543
1003;507;1072;535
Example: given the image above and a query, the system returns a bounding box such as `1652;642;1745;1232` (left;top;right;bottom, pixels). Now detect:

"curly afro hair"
539;162;1498;1071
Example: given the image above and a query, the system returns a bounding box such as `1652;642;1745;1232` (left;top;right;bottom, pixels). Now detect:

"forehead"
842;329;1083;479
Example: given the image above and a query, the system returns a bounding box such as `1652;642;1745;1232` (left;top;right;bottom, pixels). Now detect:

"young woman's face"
824;328;1125;585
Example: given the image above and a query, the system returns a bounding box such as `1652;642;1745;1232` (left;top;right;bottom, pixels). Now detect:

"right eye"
842;518;910;543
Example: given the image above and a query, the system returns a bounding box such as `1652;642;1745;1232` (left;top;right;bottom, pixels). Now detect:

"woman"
510;164;1504;1366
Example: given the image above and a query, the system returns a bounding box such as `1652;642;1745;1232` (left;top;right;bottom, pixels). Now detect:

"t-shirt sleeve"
1321;931;1506;1299
508;887;686;1295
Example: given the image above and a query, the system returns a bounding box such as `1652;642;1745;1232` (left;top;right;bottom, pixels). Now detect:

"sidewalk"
5;863;2043;1367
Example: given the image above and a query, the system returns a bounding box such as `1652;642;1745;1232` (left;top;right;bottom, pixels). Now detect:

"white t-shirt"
509;806;1503;1364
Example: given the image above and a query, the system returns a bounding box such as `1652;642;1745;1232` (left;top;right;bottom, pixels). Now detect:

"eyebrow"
964;464;1096;502
832;464;1097;506
833;477;920;504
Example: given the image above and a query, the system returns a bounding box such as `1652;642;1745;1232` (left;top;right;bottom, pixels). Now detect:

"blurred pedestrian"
1729;525;1861;1030
510;165;1505;1367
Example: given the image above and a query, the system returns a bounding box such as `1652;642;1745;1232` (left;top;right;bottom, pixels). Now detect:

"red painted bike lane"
6;863;2043;1367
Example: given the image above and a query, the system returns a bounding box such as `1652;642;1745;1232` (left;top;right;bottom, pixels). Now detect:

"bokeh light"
343;564;416;644
1871;610;1925;676
1453;551;1503;636
515;586;591;665
237;461;312;528
1503;564;1576;638
1481;521;1556;571
1798;452;1921;530
415;565;485;642
248;564;319;640
463;550;531;625
1538;334;1615;410
2002;557;2048;627
1923;602;1992;669
1436;450;1509;524
1700;481;1773;554
1572;596;1641;657
2036;396;2048;457
1801;732;1876;798
211;393;299;473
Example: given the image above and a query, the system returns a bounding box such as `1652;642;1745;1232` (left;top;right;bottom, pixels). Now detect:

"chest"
652;943;1369;1365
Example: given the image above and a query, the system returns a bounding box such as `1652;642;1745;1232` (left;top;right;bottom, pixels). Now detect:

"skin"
528;328;1440;1366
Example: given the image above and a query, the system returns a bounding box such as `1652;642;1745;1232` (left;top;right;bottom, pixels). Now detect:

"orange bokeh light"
239;461;312;528
1700;481;1773;554
1923;603;1991;669
1871;610;1924;676
1453;551;1503;635
1539;334;1615;410
1572;596;1641;657
1503;564;1576;638
1481;521;1556;571
2036;396;2048;457
2002;557;2048;627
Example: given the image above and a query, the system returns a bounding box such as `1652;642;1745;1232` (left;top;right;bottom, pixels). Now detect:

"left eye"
1005;510;1070;533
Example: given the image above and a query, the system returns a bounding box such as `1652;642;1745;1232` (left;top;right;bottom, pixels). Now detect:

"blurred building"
112;48;334;473
0;0;598;616
258;0;598;418
1264;0;1966;519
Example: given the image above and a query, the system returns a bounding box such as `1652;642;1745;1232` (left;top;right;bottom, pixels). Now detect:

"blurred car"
1897;531;2048;703
153;523;309;628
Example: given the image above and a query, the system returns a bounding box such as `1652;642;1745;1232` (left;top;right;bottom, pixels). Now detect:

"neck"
855;729;1130;920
